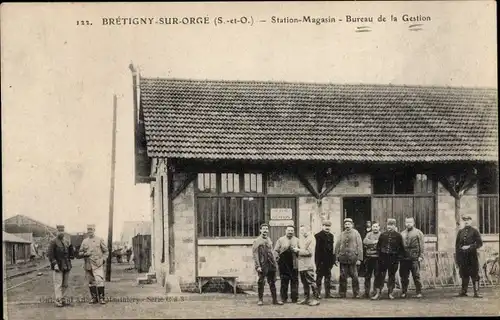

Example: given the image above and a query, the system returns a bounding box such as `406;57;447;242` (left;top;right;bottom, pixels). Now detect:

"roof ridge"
140;77;498;91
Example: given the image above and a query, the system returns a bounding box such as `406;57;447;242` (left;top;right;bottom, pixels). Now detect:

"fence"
132;234;151;273
397;248;499;290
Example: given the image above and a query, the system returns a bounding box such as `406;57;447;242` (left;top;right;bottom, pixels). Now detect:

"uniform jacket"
47;237;74;271
79;236;109;271
400;227;425;260
335;228;363;264
297;233;315;271
252;235;278;274
455;226;483;265
376;230;405;258
274;235;299;271
314;230;335;269
363;231;381;258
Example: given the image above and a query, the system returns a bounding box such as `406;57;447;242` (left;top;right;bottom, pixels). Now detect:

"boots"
88;286;98;304
270;285;283;305
308;286;320;306
97;286;106;304
371;289;381;300
257;281;264;305
363;280;371;298
324;280;333;299
457;277;469;297
473;281;482;298
388;287;395;300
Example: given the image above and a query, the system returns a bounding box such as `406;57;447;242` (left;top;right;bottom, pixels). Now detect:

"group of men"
47;224;109;307
252;214;484;306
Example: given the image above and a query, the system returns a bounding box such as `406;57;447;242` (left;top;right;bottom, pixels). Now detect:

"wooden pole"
106;95;118;282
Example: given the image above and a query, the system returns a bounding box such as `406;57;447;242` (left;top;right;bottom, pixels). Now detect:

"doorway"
266;197;297;244
342;197;372;238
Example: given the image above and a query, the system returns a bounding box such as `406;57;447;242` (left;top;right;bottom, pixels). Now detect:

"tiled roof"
3;231;31;244
139;78;498;162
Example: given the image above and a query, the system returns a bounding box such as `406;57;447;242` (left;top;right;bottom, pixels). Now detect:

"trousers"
374;254;399;292
339;263;359;295
257;270;277;301
53;270;70;301
85;265;105;287
316;266;332;296
299;269;319;299
280;269;299;302
399;259;422;293
364;257;378;293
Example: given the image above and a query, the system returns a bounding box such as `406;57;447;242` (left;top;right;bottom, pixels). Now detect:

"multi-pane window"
372;171;436;235
478;165;499;234
197;173;265;238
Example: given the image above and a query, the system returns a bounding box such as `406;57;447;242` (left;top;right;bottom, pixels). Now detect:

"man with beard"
455;215;484;298
274;225;299;303
363;221;381;298
79;224;109;305
253;223;283;306
314;220;336;299
48;225;75;307
399;217;425;298
293;224;320;306
372;218;405;300
335;218;363;298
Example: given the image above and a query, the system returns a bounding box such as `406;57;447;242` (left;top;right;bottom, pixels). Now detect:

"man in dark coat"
372;218;405;300
253;223;283;306
363;221;381;298
399;217;425;298
455;215;484;298
314;220;336;299
274;225;299;303
47;225;75;307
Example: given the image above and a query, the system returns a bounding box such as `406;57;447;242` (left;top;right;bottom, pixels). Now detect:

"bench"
197;276;238;295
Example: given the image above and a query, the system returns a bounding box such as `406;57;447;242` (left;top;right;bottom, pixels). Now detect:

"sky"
1;2;497;239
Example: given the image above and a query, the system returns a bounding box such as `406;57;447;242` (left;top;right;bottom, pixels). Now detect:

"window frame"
195;171;267;239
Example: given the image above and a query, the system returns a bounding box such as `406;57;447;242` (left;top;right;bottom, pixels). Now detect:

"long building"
131;70;498;291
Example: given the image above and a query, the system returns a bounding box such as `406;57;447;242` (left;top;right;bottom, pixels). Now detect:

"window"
196;173;265;238
372;170;436;235
478;165;499;234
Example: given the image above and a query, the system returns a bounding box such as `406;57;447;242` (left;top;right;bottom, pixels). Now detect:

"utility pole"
106;94;118;282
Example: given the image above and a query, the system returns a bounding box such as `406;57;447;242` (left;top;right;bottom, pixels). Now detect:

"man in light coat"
293;224;320;306
79;224;109;304
399;217;425;298
335;218;363;298
274;225;299;303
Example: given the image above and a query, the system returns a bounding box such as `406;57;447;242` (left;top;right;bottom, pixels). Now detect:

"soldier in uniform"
363;221;381;298
293;224;320;306
372;218;405;300
399;217;425;298
274;225;299;303
314;220;336;299
335;218;363;298
47;225;75;307
79;224;109;304
253;223;283;306
455;215;484;298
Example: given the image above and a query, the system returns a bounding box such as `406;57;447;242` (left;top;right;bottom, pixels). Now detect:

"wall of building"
152;167;497;292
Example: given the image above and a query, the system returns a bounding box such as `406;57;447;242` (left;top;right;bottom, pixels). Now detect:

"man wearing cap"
79;224;109;304
47;225;75;307
314;220;336;299
334;218;363;298
253;223;282;306
363;221;381;298
455;215;484;298
372;218;405;300
274;225;299;303
399;217;425;298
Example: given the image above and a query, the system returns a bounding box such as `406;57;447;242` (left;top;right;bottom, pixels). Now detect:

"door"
343;197;372;239
267;197;297;244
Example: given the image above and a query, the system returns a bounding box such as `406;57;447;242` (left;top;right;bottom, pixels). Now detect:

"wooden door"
266;197;297;245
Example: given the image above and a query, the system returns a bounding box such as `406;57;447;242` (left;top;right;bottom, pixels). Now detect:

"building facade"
131;70;498;291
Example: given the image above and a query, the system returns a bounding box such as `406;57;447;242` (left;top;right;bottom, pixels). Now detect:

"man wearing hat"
314;220;336;299
79;224;109;304
274;224;300;303
455;215;484;298
372;218;405;300
334;218;363;298
47;225;75;307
